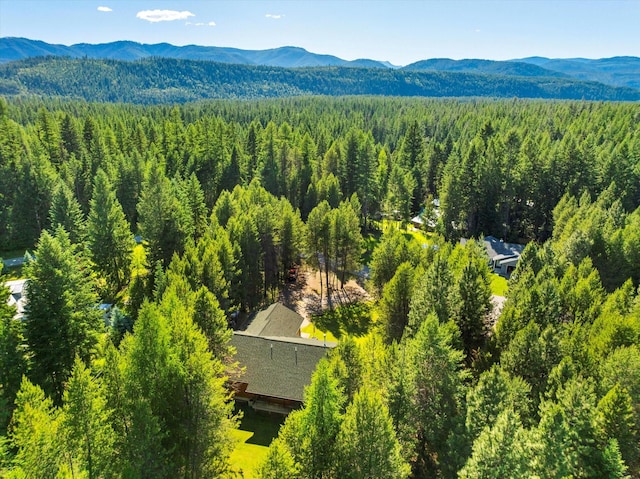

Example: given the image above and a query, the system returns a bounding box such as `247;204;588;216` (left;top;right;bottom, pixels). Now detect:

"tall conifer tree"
23;228;103;403
87;168;134;297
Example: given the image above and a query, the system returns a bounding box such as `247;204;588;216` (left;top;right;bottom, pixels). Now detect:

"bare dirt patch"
279;266;371;329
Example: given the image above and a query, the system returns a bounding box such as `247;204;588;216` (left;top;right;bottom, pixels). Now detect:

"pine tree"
459;410;533;479
534;378;627;479
380;261;417;342
193;286;232;360
125;297;235;478
596;384;639;473
307;201;332;304
407;248;452;334
257;438;299;479
87;168;134;298
23;228;103;403
465;365;532;443
138;160;191;267
295;360;345;479
0;278;27;429
9;377;63;477
100;337;167;479
228;213;262;310
408;315;467;477
49;181;86;244
330;196;363;288
10;154;56;249
448;256;492;361
336;388;410;479
62;357;116;479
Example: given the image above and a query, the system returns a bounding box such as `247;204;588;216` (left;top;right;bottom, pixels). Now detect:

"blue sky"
1;0;638;66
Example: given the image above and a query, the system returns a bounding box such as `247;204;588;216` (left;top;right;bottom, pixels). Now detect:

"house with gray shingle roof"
461;235;525;278
242;302;304;338
230;302;335;414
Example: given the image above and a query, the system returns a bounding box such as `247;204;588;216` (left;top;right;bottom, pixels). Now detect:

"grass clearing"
362;219;434;268
229;405;284;478
489;274;509;296
230;430;268;478
301;322;339;343
403;227;434;246
308;302;372;340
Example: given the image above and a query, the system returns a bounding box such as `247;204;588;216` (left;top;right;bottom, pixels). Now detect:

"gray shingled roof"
461;236;525;261
242;302;304;338
230;332;335;402
483;235;524;260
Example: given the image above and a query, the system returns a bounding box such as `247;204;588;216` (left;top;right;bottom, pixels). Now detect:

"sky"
0;0;638;66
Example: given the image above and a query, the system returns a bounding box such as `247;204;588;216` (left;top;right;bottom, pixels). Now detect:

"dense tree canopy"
1;95;640;478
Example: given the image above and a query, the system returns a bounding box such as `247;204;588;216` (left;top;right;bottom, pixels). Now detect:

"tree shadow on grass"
236;404;285;447
312;302;372;340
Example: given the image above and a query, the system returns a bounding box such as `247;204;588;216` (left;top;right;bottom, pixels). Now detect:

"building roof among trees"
5;279;27;319
483;235;525;260
242;302;304;338
461;235;525;261
230;332;335;402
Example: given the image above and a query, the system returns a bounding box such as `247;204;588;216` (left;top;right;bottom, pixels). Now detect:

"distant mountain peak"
0;37;391;69
1;38;639;89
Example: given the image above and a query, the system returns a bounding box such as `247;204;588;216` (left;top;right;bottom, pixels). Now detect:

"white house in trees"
461;235;525;278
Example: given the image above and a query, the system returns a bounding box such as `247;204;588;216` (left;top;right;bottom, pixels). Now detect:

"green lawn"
362;219;433;268
403;227;433;247
307;302;372;340
229;405;284;478
301;322;339;343
489;274;509;296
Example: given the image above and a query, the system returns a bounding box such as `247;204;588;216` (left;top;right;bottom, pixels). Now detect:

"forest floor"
279;266;371;339
488;294;507;329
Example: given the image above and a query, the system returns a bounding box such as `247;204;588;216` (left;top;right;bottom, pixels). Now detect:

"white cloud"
136;9;195;23
265;14;284;19
97;6;112;12
187;21;216;27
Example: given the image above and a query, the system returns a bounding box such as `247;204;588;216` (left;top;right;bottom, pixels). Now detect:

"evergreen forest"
1;95;640;478
2;56;640;103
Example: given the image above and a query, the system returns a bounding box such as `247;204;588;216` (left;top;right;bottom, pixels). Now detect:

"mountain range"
2;37;640;90
0;38;639;103
0;37;393;69
0;37;640;88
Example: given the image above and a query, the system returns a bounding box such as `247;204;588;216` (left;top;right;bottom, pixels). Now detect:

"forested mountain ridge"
1;55;639;103
402;58;569;79
0;36;391;68
517;55;640;89
2;37;640;89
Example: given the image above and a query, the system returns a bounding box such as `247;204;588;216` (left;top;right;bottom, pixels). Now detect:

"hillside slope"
403;58;568;79
1;56;639;104
0;37;391;69
517;56;640;89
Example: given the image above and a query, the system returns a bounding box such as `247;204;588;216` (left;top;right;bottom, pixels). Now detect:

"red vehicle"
287;266;298;282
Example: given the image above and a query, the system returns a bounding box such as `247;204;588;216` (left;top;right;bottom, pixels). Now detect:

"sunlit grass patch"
301;322;339;343
308;302;373;340
489;273;508;296
229;405;284;478
229;429;269;479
